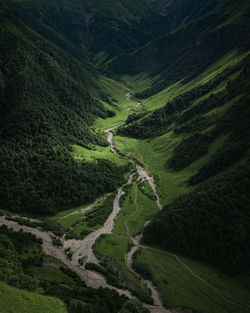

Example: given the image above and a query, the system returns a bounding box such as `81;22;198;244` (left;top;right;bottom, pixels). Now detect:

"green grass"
134;249;250;313
48;203;93;221
178;256;250;304
29;266;74;284
114;133;189;205
141;79;189;111
56;212;84;230
120;50;249;112
19;242;44;264
94;233;138;284
0;281;67;313
94;180;159;293
48;197;107;237
114;120;230;207
49;196;108;227
113;183;159;237
93;76;138;131
72;144;128;166
43;255;66;267
127;186;159;237
121;73;157;93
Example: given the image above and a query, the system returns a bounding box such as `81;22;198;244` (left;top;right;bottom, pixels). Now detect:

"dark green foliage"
130;288;153;305
118;299;150;313
118;60;248;138
0;13;129;215
125;112;147;125
141;63;250;274
189;87;250;184
0;225;43;290
174;114;217;134
84;194;115;227
0;225;43;255
0;227;135;313
52;238;62;247
167;132;211;171
85;262;122;288
0;233;22;282
5;217;64;236
44;270;128;313
143;164;250;273
132;250;154;282
107;0;250;96
0;0;219;68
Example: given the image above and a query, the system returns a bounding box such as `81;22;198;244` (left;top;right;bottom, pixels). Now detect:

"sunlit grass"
72;144;129;166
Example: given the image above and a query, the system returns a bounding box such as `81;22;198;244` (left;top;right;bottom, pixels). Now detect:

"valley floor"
1;82;250;313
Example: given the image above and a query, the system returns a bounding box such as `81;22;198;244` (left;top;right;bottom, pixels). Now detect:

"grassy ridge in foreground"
133;249;250;313
0;281;67;313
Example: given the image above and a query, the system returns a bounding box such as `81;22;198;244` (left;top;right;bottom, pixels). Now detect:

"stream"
0;87;171;313
105;92;169;312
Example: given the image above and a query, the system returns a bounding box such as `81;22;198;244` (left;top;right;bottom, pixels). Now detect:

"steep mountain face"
106;0;250;96
139;63;250;272
0;0;250;312
1;0;221;67
115;0;250;273
0;12;127;214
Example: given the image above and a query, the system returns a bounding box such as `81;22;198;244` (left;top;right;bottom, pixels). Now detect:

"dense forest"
0;226;148;313
106;0;250;97
0;0;250;311
140;61;250;273
143;163;250;273
118;57;249;139
111;7;250;273
0;13;129;215
0;0;221;68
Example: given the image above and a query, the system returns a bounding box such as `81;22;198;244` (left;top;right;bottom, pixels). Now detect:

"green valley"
0;0;250;312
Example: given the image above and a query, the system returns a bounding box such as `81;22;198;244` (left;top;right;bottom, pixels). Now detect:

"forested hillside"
114;2;250;272
0;0;250;312
117;57;250;272
106;0;250;96
0;0;221;67
0;225;146;313
0;12;128;215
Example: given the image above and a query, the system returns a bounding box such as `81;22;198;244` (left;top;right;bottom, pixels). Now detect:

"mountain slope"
0;12;128;215
1;0;222;67
115;43;250;273
106;0;250;97
105;0;250;274
121;59;250;269
0;281;67;313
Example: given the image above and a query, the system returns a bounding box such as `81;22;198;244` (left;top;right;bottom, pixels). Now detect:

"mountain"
0;12;128;215
1;0;222;67
0;0;250;312
106;0;250;96
114;0;250;273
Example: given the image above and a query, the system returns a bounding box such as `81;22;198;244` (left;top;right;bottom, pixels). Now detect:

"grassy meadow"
0;282;67;313
133;248;250;313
